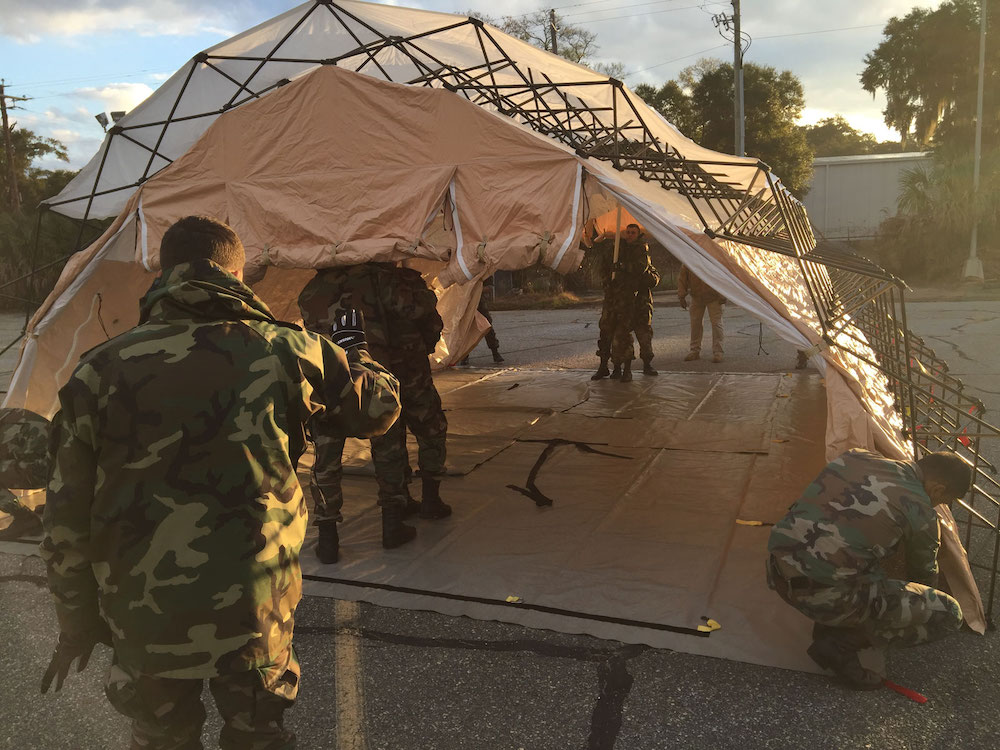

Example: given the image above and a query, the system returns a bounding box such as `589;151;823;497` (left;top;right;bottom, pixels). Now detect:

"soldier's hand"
678;296;688;310
330;308;367;350
41;627;110;693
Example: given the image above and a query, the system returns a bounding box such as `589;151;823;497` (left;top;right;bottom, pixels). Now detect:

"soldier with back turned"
40;215;401;749
299;262;451;564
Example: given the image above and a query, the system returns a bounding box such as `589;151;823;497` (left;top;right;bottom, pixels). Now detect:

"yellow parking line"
334;598;366;750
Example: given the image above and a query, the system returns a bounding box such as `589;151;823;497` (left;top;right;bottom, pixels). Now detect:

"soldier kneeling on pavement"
767;449;970;690
0;407;50;539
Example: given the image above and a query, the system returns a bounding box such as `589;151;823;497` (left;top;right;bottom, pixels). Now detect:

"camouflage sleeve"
904;512;940;587
298;274;347;335
287;330;401;440
39;376;104;638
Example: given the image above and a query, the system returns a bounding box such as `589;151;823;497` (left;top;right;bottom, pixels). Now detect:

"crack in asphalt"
0;573;46;588
295;621;648;749
295;623;619;662
588;645;648;750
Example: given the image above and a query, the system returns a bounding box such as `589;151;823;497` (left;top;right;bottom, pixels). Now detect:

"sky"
1;0;941;172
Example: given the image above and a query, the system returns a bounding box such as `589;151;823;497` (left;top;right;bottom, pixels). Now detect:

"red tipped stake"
883;679;927;704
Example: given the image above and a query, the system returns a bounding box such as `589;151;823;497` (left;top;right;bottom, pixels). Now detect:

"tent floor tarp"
0;368;829;671
300;367;829;673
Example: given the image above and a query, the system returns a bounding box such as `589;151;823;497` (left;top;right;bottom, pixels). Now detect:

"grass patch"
490;291;590;310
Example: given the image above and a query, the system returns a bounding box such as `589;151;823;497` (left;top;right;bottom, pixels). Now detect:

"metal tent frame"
6;0;1000;620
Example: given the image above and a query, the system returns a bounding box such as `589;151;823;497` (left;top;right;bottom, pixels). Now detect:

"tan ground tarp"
298;368;831;671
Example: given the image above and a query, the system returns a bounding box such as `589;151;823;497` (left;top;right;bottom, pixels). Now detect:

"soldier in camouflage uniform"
40;216;401;750
768;449;971;689
298;262;450;564
591;224;660;383
0;408;50;539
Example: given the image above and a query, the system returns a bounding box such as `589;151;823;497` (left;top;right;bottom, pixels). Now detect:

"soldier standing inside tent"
0;407;50;539
299;262;451;564
678;263;725;363
40;216;401;749
460;275;503;365
767;449;970;690
591;223;660;382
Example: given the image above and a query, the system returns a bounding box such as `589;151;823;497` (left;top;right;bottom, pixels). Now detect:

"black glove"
41;626;110;694
330;308;367;350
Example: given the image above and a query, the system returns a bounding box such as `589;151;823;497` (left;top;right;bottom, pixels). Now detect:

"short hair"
626;223;641;232
917;452;973;499
159;215;245;272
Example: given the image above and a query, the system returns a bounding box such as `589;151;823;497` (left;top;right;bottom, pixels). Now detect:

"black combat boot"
609;363;622;379
591;358;611;380
315;520;340;564
382;500;417;549
619;360;633;383
403;493;421;517
807;623;882;690
419;476;453;519
491;347;505;363
642;359;658;376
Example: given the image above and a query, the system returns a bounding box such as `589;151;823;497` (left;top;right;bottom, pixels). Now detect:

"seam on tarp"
551;163;584;269
448;179;473;281
138;196;151;271
53;293;102;387
302;574;710;637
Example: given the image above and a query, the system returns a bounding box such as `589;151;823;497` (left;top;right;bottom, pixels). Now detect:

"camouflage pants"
478;297;500;351
310;432;346;523
769;563;963;648
689;297;724;355
105;647;299;750
373;355;447;503
597;290;653;364
310;355;446;514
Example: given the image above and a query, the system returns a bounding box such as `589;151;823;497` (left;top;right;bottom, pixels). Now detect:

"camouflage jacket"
768;449;940;587
0;408;51;514
596;240;659;294
298;263;443;364
41;260;401;679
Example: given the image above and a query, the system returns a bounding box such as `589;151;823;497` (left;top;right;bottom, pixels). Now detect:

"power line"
6;69;163;91
506;0;693;21
572;3;718;25
561;0;691;19
623;21;888;79
755;23;883;41
625;43;728;76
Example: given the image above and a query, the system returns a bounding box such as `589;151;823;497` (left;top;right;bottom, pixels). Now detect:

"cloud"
0;0;257;42
74;82;154;114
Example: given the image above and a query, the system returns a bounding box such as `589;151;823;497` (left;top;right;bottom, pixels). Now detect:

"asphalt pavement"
3;300;1000;750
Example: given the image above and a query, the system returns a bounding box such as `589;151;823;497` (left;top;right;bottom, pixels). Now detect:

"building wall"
802;153;931;240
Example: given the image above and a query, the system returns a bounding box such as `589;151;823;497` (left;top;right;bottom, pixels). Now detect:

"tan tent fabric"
3;27;986;644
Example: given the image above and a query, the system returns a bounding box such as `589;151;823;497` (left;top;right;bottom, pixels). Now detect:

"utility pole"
732;0;745;157
964;0;987;281
0;79;29;214
549;8;559;56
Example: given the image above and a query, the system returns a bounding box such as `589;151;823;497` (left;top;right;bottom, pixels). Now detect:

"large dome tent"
4;0;999;667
